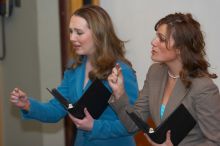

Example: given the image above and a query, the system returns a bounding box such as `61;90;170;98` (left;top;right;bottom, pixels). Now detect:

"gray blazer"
110;63;220;146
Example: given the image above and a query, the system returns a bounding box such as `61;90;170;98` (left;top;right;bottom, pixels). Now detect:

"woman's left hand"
68;108;94;131
144;130;173;146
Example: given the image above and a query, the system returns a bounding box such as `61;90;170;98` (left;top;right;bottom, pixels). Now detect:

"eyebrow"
69;27;84;32
69;27;81;30
156;32;167;39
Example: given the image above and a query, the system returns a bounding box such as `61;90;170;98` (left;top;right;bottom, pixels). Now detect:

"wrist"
22;100;30;111
114;90;125;100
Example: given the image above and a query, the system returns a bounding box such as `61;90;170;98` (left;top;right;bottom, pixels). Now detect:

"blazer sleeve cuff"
109;92;130;113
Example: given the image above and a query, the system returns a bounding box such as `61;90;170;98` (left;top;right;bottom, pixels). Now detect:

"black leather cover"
48;79;111;119
127;104;196;146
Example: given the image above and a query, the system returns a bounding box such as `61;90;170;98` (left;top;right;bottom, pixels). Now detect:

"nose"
151;37;159;47
70;33;77;42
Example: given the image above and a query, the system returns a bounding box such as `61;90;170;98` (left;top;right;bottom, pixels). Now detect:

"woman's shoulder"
64;68;75;75
148;63;166;74
188;77;220;101
116;60;137;79
63;63;83;78
191;76;218;90
117;60;134;71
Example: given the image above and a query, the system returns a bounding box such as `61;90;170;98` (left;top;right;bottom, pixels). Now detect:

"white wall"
0;0;64;146
0;65;3;146
101;0;220;88
36;1;64;146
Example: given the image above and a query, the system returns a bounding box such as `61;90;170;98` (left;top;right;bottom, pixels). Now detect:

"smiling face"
69;15;95;57
150;24;180;64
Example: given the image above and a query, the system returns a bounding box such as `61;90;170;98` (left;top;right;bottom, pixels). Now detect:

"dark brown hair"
155;13;217;88
69;5;131;80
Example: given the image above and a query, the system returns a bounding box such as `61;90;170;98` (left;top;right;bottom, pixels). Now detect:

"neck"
166;61;182;79
168;70;179;79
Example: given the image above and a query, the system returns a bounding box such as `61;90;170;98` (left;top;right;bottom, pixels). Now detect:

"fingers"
10;88;29;110
10;88;26;98
68;108;94;130
111;68;119;83
108;64;122;84
165;130;173;145
115;63;122;76
10;88;19;96
108;71;117;85
10;95;19;103
10;88;21;103
166;130;171;139
84;108;92;118
144;130;173;146
113;63;122;77
68;113;81;127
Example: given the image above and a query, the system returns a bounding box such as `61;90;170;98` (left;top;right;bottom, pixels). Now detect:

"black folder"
47;79;112;119
126;104;196;146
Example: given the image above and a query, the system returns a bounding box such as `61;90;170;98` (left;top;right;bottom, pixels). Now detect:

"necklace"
168;70;179;79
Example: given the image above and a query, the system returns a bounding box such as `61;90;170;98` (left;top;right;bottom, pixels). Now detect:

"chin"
75;51;85;55
151;57;162;63
151;56;157;62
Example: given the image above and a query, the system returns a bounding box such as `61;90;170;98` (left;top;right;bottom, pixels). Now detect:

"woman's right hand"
144;130;173;146
10;88;30;111
108;64;125;99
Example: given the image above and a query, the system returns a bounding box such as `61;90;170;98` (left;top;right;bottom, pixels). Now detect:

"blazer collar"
153;65;190;123
75;57;92;99
156;66;167;123
162;79;190;121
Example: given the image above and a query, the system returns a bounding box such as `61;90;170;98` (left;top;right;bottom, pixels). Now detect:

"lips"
73;44;81;50
73;44;80;47
151;49;157;55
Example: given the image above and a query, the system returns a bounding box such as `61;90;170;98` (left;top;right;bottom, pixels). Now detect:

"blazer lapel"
151;65;168;125
162;79;190;121
75;58;86;99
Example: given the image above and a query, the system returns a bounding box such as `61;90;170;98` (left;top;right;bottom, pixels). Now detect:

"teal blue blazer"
22;57;139;146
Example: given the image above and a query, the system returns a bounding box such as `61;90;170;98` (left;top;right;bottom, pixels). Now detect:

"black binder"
126;104;196;146
47;79;112;119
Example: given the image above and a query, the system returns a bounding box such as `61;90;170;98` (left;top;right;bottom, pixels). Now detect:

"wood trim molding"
0;104;3;146
70;0;83;14
0;68;3;146
135;118;155;146
92;0;99;5
0;95;3;146
59;1;99;146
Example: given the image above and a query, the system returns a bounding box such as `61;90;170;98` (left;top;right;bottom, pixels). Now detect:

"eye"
77;32;83;35
76;30;84;35
155;33;167;43
159;36;166;42
69;28;73;34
